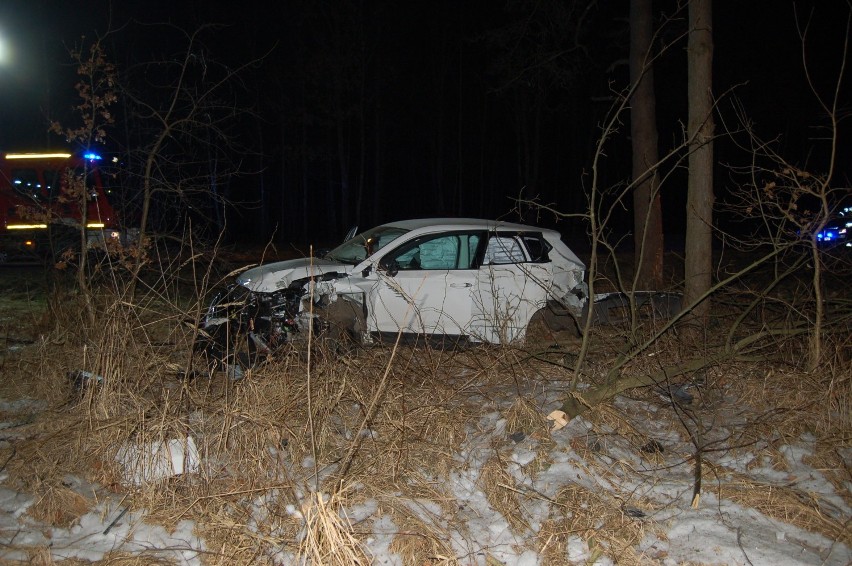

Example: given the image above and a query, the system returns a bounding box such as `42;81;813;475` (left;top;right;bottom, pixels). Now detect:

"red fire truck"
0;151;123;262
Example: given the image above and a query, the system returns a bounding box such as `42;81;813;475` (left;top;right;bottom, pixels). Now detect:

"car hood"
236;258;354;292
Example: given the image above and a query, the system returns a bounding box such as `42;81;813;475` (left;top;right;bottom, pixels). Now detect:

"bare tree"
721;5;850;370
116;25;260;291
49;39;117;316
554;1;850;427
684;0;715;322
630;0;664;289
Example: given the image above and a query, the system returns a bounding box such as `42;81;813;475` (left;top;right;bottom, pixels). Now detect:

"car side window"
418;237;458;269
385;232;482;271
521;234;552;263
482;232;552;265
483;235;528;265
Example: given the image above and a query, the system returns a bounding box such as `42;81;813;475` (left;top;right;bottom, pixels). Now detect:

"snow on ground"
0;382;849;565
0;472;204;564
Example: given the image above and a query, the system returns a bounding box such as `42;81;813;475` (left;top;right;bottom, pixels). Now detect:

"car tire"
527;301;581;342
197;320;268;376
316;298;366;356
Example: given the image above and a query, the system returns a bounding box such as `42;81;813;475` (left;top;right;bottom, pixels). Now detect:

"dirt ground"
0;266;50;345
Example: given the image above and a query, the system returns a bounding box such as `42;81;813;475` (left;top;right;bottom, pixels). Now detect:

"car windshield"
325;225;409;264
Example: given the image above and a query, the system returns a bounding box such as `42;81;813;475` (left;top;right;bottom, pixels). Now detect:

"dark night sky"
0;1;848;245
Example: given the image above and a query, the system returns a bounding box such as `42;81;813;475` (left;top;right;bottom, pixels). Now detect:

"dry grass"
24;552;176;565
716;475;852;545
536;482;652;566
504;396;548;440
0;262;849;565
387;512;459;566
26;484;92;528
298;488;371;565
478;454;529;534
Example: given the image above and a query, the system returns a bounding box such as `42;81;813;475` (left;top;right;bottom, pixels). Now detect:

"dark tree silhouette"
630;0;664;289
685;0;715;321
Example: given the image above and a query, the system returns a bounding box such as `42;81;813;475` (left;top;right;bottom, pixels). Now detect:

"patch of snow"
0;398;44;412
0;497;205;565
511;447;537;466
365;514;403;565
0;386;850;565
115;436;200;485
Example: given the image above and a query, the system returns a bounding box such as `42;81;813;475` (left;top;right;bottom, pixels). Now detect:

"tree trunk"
630;0;664;290
684;0;715;321
561;348;736;420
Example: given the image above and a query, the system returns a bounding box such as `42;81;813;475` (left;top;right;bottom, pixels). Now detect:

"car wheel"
198;322;281;380
314;298;366;356
527;302;581;342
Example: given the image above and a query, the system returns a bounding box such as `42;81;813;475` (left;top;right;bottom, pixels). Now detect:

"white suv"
201;218;587;367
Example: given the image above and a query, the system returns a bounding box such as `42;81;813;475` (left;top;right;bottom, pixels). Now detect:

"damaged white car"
199;218;588;368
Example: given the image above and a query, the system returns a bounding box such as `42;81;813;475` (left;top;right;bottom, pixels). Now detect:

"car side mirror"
381;259;399;277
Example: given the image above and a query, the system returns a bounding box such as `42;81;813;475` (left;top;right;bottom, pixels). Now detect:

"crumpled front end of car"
199;283;304;362
197;268;361;371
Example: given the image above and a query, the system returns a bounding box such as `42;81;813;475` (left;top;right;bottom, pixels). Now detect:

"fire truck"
0;151;124;263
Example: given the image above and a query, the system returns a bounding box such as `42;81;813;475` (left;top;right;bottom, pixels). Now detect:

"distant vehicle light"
816;229;838;242
83;152;102;161
7;223;48;229
86;222;106;229
5;153;72;160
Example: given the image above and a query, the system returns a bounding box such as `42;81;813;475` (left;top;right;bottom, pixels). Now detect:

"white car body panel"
357;270;475;336
235;258;351;291
471;262;551;343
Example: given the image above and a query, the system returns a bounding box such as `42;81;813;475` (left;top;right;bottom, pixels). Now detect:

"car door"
470;232;554;343
362;231;484;337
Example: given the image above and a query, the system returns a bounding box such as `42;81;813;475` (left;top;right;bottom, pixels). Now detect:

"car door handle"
450;282;473;288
